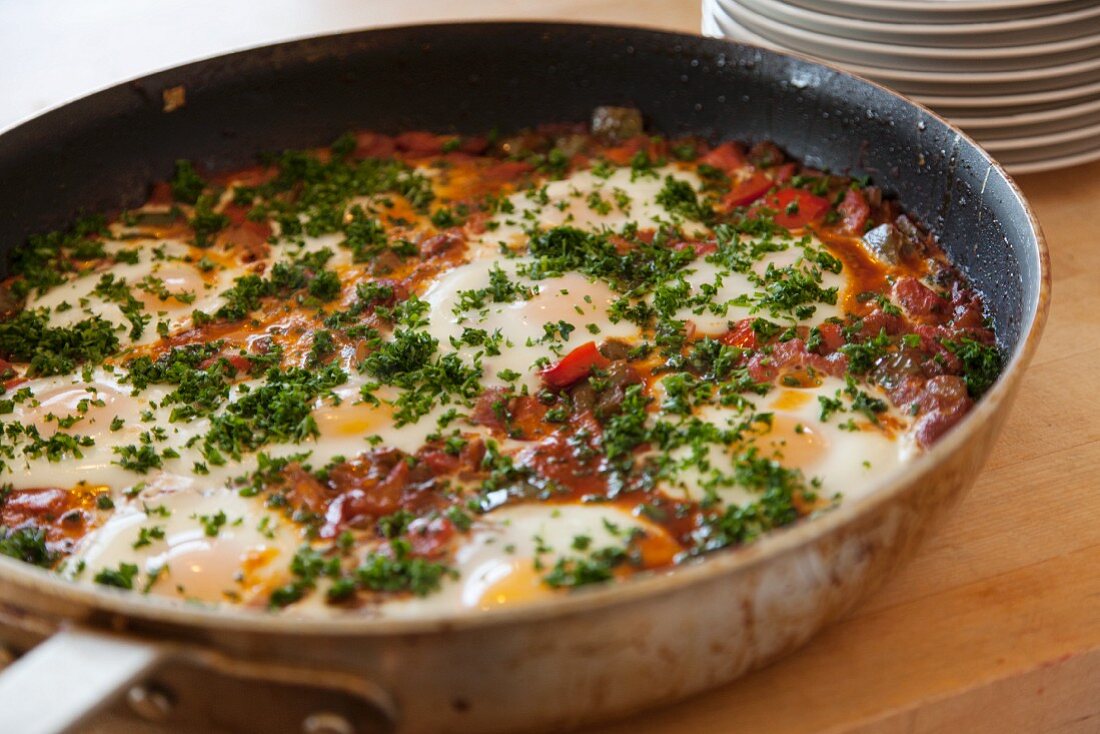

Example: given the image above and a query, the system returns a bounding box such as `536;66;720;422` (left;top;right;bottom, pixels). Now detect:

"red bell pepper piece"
756;187;830;229
722;172;773;208
719;319;757;349
539;341;610;389
699;142;748;174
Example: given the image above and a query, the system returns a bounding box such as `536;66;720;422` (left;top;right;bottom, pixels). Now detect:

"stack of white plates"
702;0;1100;173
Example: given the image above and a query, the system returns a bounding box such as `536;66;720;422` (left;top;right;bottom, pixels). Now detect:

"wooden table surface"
3;2;1097;732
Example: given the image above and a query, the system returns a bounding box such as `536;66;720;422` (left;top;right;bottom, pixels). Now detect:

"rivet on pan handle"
0;627;398;734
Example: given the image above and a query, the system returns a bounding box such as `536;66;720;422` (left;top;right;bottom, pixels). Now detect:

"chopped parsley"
0;311;119;376
942;337;1002;398
0;526;55;567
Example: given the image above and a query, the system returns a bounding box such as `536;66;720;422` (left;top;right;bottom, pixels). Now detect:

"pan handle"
0;626;166;732
0;625;399;733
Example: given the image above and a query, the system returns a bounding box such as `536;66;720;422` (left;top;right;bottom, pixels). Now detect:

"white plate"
967;109;1100;141
950;95;1100;128
719;0;1100;72
915;79;1100;109
981;117;1100;152
1003;145;1100;173
734;0;1100;48
996;131;1100;165
785;0;1098;24
702;0;723;37
701;0;1100;173
709;2;1100;94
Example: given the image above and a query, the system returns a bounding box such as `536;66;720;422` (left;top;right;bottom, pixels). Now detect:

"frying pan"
0;22;1049;734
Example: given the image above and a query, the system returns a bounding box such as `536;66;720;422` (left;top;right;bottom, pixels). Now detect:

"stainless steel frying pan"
0;23;1049;734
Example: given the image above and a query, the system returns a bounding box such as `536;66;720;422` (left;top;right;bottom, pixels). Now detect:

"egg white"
0;160;918;616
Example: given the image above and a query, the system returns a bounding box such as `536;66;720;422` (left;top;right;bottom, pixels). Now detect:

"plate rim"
788;0;1090;13
708;2;1100;84
949;94;1100;127
721;0;1100;61
731;0;1100;38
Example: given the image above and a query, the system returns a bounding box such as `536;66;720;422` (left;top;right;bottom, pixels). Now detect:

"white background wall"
0;0;698;130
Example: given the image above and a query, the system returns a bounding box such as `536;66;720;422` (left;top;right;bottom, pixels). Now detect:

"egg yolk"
464;558;555;610
632;524;682;568
771;389;813;411
144;531;272;603
758;414;829;471
134;264;206;312
314;399;392;439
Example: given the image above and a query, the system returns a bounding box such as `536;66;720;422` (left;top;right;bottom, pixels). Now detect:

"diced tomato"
721;172;773;208
699;142;747;173
482;160;535;183
949;282;989;330
719;319;757;349
353;132;396;159
3;376;27;391
0;487;91;542
418;438;485;477
405;517;457;558
220;203;250;226
602;147;634;166
281;463;330;515
506;395;555;440
198;353;252;374
224;354;253;373
458;136;489;155
913;324;962;372
912;376;972;448
330;457;410;521
861;308;905;337
838;188;870;234
394;131;448;155
602;135;666;166
771;163;797;184
419;229;465;256
519;414;607;496
755;188;830;228
215;165;275;188
0;487;71;527
671;240;717;256
148;181;174;205
815;322;846;354
216;218;272;262
418;448;460;476
464;211;490;234
894;277;945;318
539;341;610;389
570;152;591;169
746;338;848;383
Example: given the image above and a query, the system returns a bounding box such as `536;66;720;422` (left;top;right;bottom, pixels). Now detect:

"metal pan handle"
0;627;164;732
0;626;398;733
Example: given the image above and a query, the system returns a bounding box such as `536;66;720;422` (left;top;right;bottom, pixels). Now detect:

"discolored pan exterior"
0;24;1048;734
